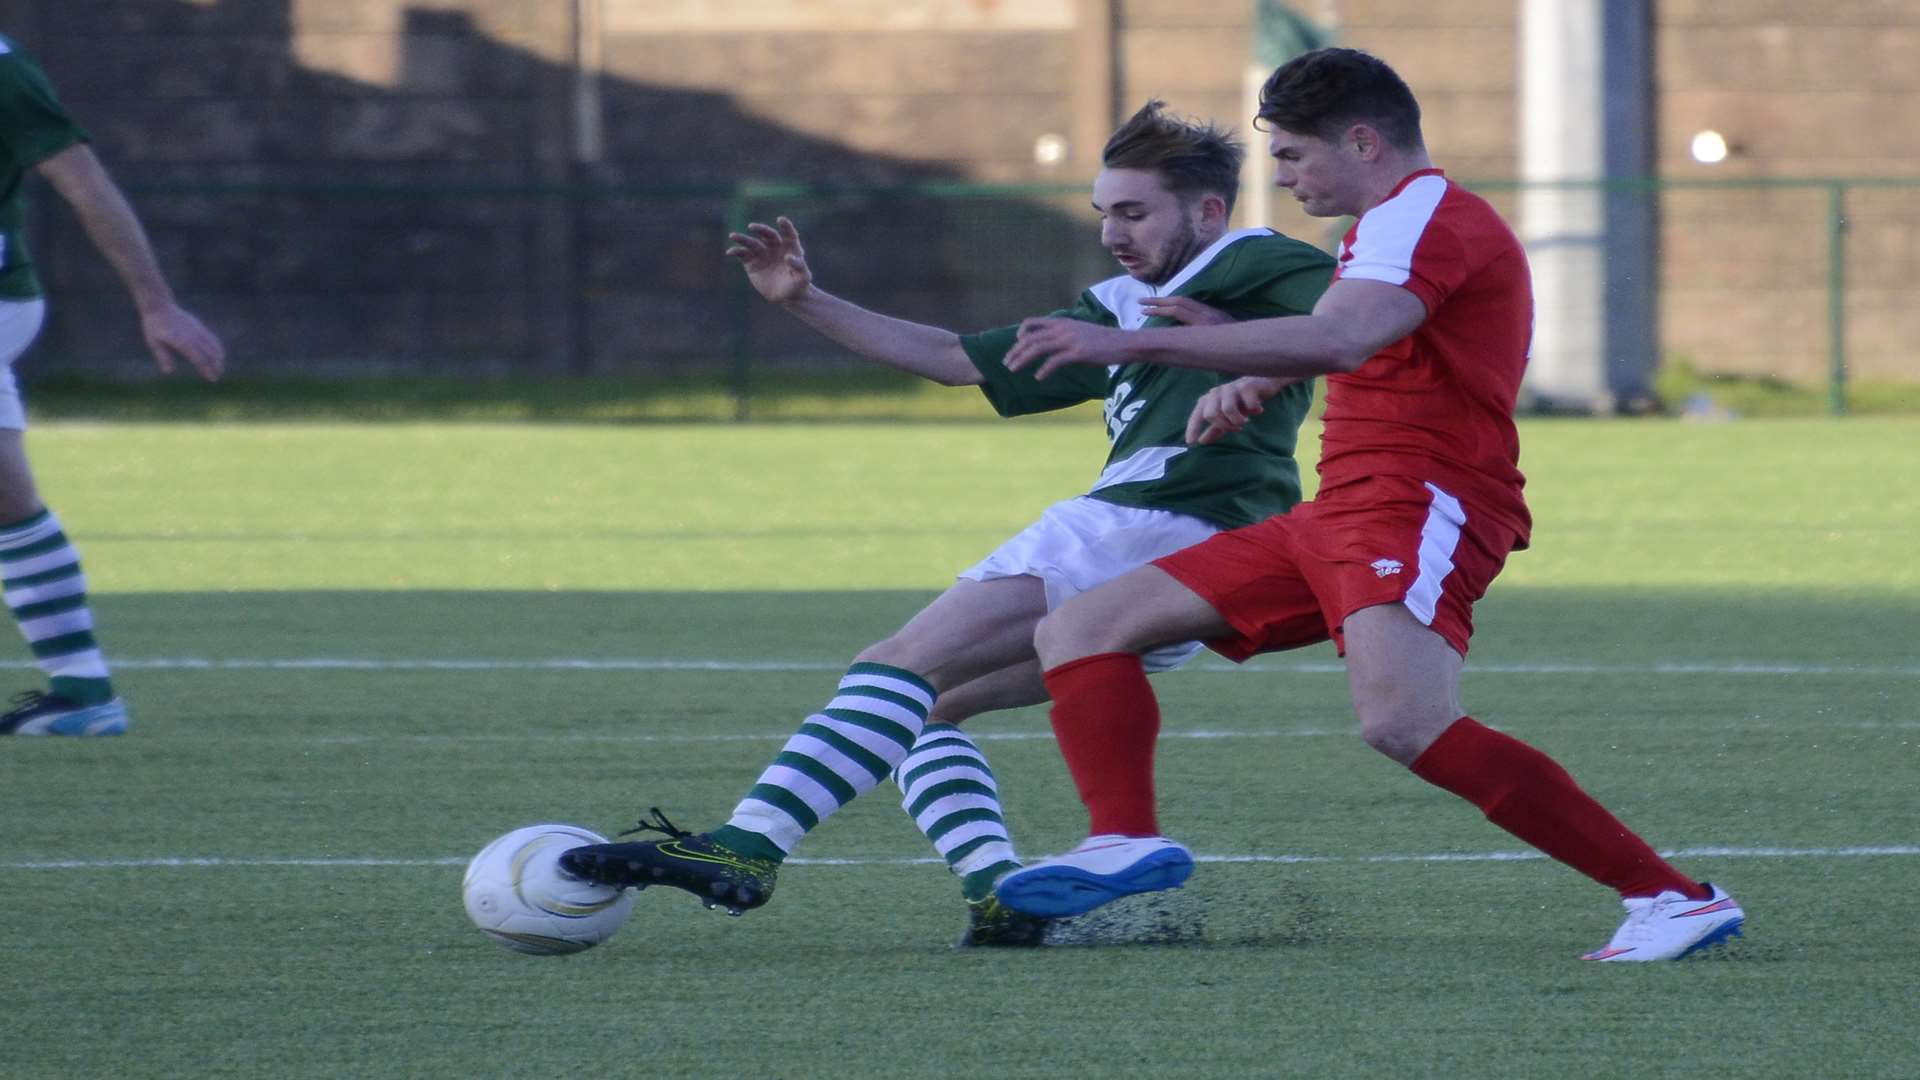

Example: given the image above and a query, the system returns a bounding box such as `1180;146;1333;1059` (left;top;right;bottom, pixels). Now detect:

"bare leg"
869;585;1051;912
1341;603;1464;764
559;575;1062;912
925;659;1046;726
1347;603;1707;900
0;430;45;521
856;575;1048;693
1034;563;1233;667
713;575;1051;861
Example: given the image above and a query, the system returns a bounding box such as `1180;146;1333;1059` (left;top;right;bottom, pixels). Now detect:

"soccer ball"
462;823;635;955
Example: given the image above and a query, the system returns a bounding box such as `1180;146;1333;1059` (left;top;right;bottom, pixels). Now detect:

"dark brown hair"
1102;100;1245;215
1256;47;1423;150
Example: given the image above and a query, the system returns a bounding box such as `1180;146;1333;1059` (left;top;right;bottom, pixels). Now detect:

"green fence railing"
1464;174;1887;416
65;174;1920;419
718;174;1909;418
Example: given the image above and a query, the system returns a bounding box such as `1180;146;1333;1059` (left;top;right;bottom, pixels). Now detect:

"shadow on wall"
23;0;1108;379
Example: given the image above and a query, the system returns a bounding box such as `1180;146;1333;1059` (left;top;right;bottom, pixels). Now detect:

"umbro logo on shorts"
1371;558;1404;577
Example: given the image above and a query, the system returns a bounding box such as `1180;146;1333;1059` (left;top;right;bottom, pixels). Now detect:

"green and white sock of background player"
0;509;114;705
714;662;935;861
893;722;1021;902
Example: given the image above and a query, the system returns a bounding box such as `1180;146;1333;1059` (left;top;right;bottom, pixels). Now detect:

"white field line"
1;657;1915;676
8;845;1918;872
291;729;1351;746
287;717;1920;746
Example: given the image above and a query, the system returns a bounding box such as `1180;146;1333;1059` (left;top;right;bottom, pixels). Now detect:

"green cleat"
558;808;779;916
956;893;1052;948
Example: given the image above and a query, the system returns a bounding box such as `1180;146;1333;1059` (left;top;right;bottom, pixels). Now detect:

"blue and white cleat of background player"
0;692;130;736
1582;882;1744;961
995;834;1194;918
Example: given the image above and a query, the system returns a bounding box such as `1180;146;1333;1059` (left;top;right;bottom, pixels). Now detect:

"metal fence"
26;175;1920;417
1472;175;1885;417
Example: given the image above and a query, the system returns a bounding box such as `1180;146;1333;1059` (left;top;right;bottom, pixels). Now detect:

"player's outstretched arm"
34;143;225;381
1008;278;1424;382
725;216;979;386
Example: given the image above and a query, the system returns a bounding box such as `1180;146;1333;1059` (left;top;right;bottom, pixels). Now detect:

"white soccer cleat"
1582;882;1745;962
995;834;1194;918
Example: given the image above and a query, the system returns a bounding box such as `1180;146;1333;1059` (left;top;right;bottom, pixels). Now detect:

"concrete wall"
15;0;586;375
7;0;1916;386
10;0;1103;378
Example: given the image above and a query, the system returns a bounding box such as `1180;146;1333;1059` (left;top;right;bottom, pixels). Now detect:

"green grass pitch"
2;417;1916;1078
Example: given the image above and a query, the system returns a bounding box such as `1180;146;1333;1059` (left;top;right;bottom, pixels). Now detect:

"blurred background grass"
22;366;1920;425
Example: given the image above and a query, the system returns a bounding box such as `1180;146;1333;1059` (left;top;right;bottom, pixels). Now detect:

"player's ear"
1197;192;1230;228
1347;123;1382;161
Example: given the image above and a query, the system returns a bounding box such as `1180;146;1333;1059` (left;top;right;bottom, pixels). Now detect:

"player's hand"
1138;296;1233;327
1004;317;1127;380
1185;376;1296;444
141;304;225;381
725;216;813;304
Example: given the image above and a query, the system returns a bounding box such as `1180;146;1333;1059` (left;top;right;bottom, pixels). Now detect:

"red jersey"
1319;169;1533;546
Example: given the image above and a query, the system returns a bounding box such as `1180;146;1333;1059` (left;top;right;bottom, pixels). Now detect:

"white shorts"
958;495;1221;673
0;298;47;431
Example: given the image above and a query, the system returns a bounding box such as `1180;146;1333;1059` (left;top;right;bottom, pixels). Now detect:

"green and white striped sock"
894;723;1021;901
0;509;113;705
719;662;935;860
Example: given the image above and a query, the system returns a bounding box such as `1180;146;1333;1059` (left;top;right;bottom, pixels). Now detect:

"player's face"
1269;127;1364;218
1091;167;1206;285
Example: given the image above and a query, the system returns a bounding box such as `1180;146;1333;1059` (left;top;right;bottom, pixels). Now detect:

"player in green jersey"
562;102;1333;944
0;36;224;736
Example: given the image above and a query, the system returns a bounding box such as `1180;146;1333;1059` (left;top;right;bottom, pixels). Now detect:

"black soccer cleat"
558;808;779;916
0;691;129;736
956;893;1052;949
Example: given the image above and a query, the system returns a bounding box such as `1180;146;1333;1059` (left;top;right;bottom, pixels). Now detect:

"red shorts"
1154;475;1521;659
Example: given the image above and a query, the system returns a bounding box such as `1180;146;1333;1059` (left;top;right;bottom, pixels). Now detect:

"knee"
853;635;907;669
923;697;966;728
1031;610;1064;663
0;488;41;524
1356;709;1419;762
1036;604;1151;668
1351;675;1426;761
1353;702;1456;767
1032;607;1098;668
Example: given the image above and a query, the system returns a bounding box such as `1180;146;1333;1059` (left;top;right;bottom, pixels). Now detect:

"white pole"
1518;0;1608;411
1239;64;1272;230
573;0;605;164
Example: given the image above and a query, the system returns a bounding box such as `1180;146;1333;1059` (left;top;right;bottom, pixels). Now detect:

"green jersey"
0;37;89;300
961;228;1334;529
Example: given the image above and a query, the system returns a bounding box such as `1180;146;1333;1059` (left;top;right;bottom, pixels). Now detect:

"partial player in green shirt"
559;102;1334;946
960;222;1330;530
0;35;226;737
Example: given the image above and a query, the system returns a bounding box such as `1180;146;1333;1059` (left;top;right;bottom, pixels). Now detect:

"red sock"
1410;717;1707;899
1041;652;1161;837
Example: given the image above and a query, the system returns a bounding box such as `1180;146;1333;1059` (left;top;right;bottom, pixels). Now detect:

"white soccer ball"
462;823;635;955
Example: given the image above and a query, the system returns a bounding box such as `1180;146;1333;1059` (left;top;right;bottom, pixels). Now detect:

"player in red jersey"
991;48;1744;961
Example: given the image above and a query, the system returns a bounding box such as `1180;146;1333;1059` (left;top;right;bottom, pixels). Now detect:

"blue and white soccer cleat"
1582;882;1745;961
0;692;130;736
995;834;1194;918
